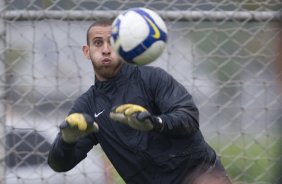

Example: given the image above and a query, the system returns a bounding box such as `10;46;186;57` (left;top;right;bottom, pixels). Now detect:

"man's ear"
82;45;90;59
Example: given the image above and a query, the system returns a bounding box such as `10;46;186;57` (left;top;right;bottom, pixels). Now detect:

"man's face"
83;25;122;81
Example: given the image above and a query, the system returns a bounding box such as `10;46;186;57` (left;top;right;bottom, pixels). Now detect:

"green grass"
209;136;280;184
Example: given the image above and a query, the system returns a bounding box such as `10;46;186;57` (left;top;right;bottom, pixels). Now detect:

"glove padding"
60;113;99;143
109;104;163;132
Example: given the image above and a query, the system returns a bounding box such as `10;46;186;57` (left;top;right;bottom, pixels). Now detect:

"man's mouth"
101;58;111;64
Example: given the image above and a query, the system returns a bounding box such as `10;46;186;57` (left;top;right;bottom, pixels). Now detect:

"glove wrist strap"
153;116;164;132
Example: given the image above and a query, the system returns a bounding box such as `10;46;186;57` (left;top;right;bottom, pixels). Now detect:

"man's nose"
102;42;111;55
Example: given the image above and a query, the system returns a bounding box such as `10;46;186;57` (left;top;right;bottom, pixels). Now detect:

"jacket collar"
94;63;136;91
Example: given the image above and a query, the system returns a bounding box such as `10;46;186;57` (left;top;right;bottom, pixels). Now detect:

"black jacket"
48;63;216;184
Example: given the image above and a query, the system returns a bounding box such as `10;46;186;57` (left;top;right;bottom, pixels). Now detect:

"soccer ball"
110;8;167;65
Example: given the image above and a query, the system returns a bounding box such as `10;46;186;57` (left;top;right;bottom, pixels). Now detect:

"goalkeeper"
48;19;232;184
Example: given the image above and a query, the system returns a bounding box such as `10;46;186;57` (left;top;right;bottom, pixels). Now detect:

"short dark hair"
86;19;114;45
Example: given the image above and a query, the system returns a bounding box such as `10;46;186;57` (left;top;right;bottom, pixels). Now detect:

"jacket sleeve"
48;90;98;172
148;67;199;135
48;132;97;172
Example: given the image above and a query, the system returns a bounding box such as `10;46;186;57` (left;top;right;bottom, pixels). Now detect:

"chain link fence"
0;1;281;184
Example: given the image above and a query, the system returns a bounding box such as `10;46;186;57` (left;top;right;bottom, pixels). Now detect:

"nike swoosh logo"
144;17;161;39
94;110;104;118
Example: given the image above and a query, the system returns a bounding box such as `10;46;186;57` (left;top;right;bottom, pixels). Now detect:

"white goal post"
1;10;281;21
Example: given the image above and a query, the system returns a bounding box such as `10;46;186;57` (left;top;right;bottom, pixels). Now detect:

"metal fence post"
0;0;6;182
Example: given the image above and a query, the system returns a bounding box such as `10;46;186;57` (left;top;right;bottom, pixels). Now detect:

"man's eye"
93;40;103;47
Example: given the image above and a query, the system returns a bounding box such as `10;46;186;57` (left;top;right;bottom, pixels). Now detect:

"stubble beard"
92;59;123;80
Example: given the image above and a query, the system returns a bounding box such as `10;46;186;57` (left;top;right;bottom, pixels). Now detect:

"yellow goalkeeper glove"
109;104;164;132
59;113;99;143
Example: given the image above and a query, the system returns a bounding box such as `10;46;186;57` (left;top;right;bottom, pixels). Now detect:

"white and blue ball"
110;8;167;65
